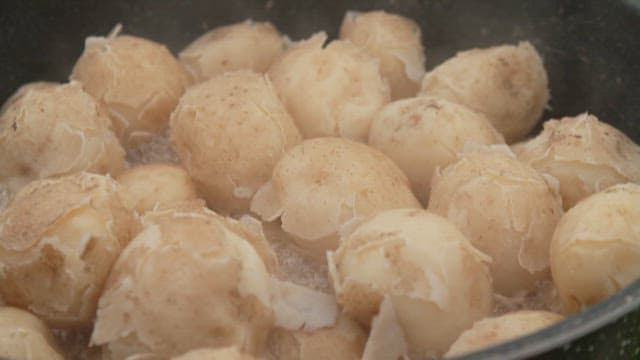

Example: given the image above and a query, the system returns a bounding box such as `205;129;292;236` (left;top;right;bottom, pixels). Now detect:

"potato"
170;71;301;215
420;42;548;143
513;113;640;210
428;146;564;296
268;33;390;141
180;20;285;83
251;137;420;258
116;163;198;213
328;209;493;356
0;307;64;360
91;202;273;358
550;183;640;314
0;173;136;328
368;97;504;204
0;81;125;194
445;310;564;357
266;314;367;360
340;10;425;100
70;32;191;146
173;347;256;360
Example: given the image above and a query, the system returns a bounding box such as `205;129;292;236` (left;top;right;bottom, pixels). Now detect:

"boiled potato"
368;96;504;204
420;42;548;143
173;346;256;360
0;307;64;360
340;10;425;99
445;310;564;357
91;201;273;358
550;183;640;314
71;32;191;146
0;81;125;194
116;163;198;213
251;137;420;258
0;173;136;328
180;20;285;82
329;209;493;356
268;33;390;141
514;113;640;210
428;146;564;296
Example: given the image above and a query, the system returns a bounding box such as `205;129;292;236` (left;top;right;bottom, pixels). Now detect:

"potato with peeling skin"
514;113;640;210
71;33;191;146
445;310;564;357
428;146;563;296
173;347;256;360
180;20;285;83
116;163;198;213
0;173;136;328
340;10;425;100
251;137;420;258
0;307;65;360
171;71;302;215
368;96;505;205
420;42;549;143
91;202;274;359
0;82;126;194
268;32;390;141
329;209;493;356
550;183;640;314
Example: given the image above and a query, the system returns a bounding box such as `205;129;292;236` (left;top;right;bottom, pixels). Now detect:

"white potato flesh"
0;173;136;328
268;33;390;141
368;96;505;204
172;346;256;360
550;183;640;314
428;146;564;296
170;71;302;215
180;20;285;83
340;10;425;100
514;113;640;210
420;42;549;143
0;307;64;360
251;137;420;258
329;209;493;356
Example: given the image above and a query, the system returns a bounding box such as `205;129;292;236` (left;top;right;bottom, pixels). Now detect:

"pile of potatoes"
1;10;640;360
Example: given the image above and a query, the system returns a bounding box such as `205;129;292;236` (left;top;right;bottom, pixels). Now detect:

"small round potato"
420;42;549;143
329;209;493;356
368;96;505;204
0;81;125;193
550;183;640;314
251;137;421;258
514;113;640;210
71;33;191;146
170;71;302;214
268;33;390;141
180;20;285;83
445;310;564;357
0;173;136;328
428;146;564;296
340;10;425;100
172;347;256;360
91;202;273;359
116;163;198;213
0;307;64;360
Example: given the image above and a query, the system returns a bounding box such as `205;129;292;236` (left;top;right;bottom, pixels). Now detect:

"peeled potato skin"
0;307;65;360
550;183;640;314
172;346;256;360
70;34;191;146
368;96;504;204
0;173;136;328
268;33;390;141
445;310;563;357
180;20;285;82
514;113;640;210
170;71;301;215
340;10;425;100
428;147;563;296
329;209;493;356
0;82;125;193
420;42;548;143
